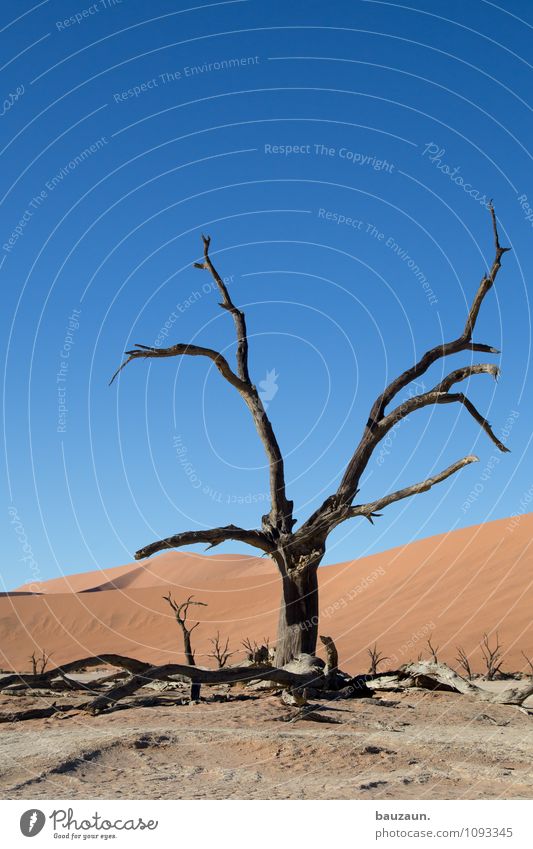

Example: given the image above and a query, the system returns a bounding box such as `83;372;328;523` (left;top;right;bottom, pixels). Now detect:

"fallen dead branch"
367;643;389;676
0;653;326;715
456;645;473;680
0;654;150;691
0;659;161;705
0;702;77;723
480;632;504;679
1;654;532;722
381;661;533;706
83;660;324;714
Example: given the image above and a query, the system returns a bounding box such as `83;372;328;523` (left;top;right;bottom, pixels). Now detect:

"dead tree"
163;593;206;699
207;632;235;668
426;637;440;663
480;631;504;680
242;637;272;665
456;646;473;680
29;650;51;675
520;650;533;676
367;642;389;676
111;206;510;666
163;593;205;666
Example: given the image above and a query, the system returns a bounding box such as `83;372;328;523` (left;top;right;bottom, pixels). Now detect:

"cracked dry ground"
1;689;532;800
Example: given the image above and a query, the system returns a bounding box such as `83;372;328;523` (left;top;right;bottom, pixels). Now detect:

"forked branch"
373;363;507;451
336;204;509;506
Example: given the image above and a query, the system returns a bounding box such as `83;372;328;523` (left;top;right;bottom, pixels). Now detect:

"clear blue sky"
2;0;532;590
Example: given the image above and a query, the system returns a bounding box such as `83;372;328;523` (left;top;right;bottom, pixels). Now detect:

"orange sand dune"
15;551;271;595
1;515;532;675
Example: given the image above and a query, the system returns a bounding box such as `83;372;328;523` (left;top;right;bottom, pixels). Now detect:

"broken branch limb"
436;393;509;453
1;654;326;714
109;342;244;389
134;525;273;560
433;363;500;392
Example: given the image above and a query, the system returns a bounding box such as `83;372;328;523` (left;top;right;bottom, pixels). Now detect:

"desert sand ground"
1;681;532;800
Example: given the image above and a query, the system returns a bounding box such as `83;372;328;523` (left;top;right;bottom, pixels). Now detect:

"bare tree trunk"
275;556;321;667
181;625;200;701
183;633;195;668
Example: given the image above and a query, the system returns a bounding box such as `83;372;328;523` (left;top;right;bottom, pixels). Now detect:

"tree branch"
349;455;479;523
135;525;274;560
370;204;509;422
193;236;293;531
335;204;509;505
296;206;509;543
109;342;244;389
433;362;500;392
436;392;509;453
194;234;250;383
299;369;506;541
377;363;508;453
110;237;293;534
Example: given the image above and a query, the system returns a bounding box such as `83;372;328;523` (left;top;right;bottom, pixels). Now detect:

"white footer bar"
1;799;531;848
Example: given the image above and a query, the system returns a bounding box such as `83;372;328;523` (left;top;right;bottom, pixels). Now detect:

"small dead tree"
207;631;236;668
426;637;440;663
163;593;206;699
29;650;51;675
456;646;473;680
480;632;504;680
112;206;511;666
520;650;533;676
242;637;272;665
163;593;206;666
367;643;389;676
